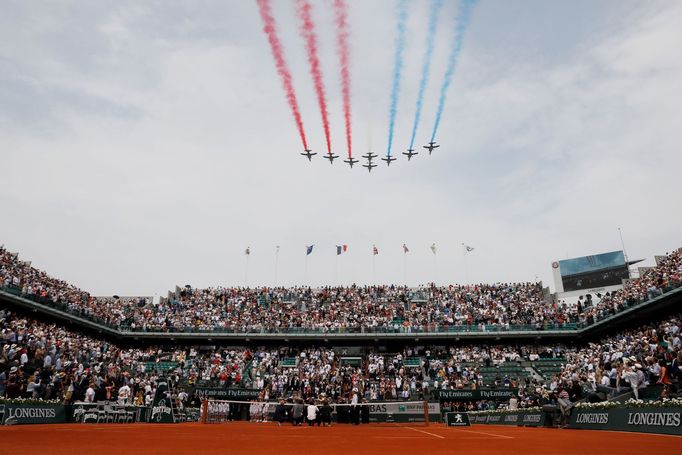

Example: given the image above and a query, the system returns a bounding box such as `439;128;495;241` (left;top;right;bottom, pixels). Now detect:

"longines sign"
1;404;66;424
570;407;682;435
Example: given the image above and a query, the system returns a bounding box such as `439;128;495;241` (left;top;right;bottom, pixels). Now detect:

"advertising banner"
149;381;175;423
570;407;682;435
469;410;545;427
195;388;260;401
2;403;66;425
446;412;471;426
437;389;519;401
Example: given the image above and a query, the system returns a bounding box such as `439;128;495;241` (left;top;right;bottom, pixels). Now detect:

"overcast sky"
1;0;680;296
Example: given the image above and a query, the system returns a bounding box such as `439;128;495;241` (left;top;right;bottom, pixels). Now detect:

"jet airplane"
423;141;440;154
381;154;397;166
362;152;378;162
344;157;359;168
301;149;316;161
402;148;418;161
324;153;340;164
363;162;377;173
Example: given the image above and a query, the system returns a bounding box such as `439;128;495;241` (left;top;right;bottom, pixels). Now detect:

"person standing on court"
292;399;305;426
307;400;320;426
319;400;333;427
274;399;288;426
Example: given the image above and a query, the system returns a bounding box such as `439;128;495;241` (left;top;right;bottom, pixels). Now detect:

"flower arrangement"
0;398;62;405
576;398;682;410
468;406;542;415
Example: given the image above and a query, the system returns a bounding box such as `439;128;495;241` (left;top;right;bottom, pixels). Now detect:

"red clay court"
1;422;679;454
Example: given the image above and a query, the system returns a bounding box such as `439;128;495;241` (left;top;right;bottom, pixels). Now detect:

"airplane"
423;141;440;154
300;149;316;161
402;148;418;161
363;162;377;173
381;154;397;166
324;153;340;164
362;152;378;162
344;157;359;168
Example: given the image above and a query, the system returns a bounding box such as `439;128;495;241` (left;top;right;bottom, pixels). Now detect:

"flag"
245;247;251;256
373;245;379;255
464;245;474;253
403;243;409;254
336;245;348;255
276;245;280;254
306;245;314;255
430;243;437;255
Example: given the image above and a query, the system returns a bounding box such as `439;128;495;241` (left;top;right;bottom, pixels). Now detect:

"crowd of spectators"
2;245;680;333
1;305;680;408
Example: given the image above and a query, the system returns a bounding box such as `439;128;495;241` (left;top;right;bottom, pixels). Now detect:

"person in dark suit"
361;399;370;424
319;400;333;426
274;399;288;426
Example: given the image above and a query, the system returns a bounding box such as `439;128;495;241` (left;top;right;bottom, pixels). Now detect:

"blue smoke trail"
430;0;476;143
386;0;408;157
407;0;444;150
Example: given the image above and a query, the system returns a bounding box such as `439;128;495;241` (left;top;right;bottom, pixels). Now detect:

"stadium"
1;1;681;454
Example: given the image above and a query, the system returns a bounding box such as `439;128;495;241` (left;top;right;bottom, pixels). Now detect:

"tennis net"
201;399;441;425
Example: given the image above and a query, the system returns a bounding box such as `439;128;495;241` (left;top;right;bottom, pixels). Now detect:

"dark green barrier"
471;414;490;424
569;406;682;435
1;403;66;425
470;410;545;427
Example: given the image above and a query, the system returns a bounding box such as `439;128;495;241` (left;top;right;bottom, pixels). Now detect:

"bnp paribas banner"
1;403;66;425
366;402;441;423
437;389;519;401
570;406;682;436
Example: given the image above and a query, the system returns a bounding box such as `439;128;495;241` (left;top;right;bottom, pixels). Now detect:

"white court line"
400;425;446;439
452;428;514;439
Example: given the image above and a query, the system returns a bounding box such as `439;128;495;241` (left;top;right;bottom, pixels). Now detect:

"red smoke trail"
256;0;308;150
297;0;332;155
334;0;352;159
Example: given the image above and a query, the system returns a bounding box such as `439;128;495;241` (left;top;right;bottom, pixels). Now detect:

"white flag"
464;245;474;253
430;243;437;255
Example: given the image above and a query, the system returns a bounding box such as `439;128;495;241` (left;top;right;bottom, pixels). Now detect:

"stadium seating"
1;245;680;335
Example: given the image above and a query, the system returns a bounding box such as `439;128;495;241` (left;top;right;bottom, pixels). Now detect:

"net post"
423;400;429;427
201;399;208;424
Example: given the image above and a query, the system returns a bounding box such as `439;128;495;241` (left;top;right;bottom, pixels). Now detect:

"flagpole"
372;254;376;285
274;247;279;287
403;253;407;286
462;243;468;285
305;254;308;287
335;253;339;286
433;253;437;286
245;253;250;288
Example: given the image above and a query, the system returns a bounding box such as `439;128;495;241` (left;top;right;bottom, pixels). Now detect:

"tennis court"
1;422;679;454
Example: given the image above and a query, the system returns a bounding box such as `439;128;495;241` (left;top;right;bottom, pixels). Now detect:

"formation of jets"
301;141;439;172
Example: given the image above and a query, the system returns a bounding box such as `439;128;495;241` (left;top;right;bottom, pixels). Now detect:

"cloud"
0;0;680;294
